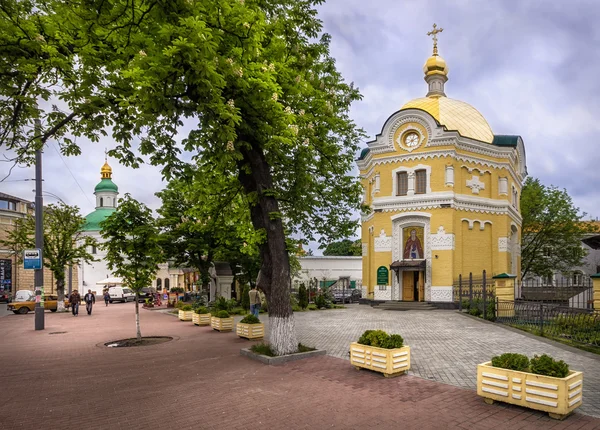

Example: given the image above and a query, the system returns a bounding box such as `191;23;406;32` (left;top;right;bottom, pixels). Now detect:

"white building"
294;256;362;292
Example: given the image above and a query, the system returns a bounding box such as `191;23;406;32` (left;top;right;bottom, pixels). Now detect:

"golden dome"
401;96;494;143
423;54;448;77
100;161;112;179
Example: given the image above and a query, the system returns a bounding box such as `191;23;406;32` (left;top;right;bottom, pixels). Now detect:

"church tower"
357;25;527;303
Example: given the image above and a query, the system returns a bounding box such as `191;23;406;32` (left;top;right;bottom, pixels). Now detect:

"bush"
298;284;308;309
240;314;261;324
491;353;529;372
357;330;404;349
175;300;186;310
485;298;496;322
170;287;184;294
292;304;302;312
307;304;318;311
181;305;193;311
241;285;250;310
214;296;228;312
290;293;299;308
214;310;230;318
461;299;471;310
230;307;246;315
530;354;569;378
251;343;275;357
227;298;238;312
194;306;209;314
315;294;326;309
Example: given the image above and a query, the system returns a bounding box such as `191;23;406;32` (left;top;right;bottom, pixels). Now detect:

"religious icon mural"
402;227;424;259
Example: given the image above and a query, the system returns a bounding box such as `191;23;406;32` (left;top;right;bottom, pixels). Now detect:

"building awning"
390;260;426;271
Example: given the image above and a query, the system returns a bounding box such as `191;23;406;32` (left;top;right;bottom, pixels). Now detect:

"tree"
298;284;308;309
322;239;361;256
521;177;598;278
2;1;364;355
100;194;163;341
0;203;96;310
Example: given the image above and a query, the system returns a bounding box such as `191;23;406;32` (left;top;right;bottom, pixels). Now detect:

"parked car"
108;286;135;303
7;294;70;314
0;290;11;303
332;289;361;304
137;287;157;303
14;290;34;302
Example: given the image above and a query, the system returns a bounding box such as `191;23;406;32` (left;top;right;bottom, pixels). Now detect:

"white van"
108;286;135;303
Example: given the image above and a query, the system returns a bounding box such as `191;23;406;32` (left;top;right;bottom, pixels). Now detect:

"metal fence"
519;277;594;309
453;271;496;321
496;299;600;348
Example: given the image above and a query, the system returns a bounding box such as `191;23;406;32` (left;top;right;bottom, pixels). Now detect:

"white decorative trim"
466;175;485;195
498;177;508;196
430;226;455;250
362;243;368;257
394;124;426;152
461;165;491;175
391;214;431;301
430;286;453;302
461;218;493;230
445;165;454;187
498;237;509;252
391;164;432;196
374;287;391;301
374;229;392;252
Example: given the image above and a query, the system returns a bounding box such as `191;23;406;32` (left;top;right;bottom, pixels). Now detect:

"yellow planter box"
211;316;234;332
192;313;211;326
178;310;193;321
236;322;265;339
477;361;583;420
350;342;410;377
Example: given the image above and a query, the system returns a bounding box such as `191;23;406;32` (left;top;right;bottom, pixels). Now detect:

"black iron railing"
453;271;496;321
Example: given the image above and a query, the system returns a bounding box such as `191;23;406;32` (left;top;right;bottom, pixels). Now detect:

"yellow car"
7;295;70;314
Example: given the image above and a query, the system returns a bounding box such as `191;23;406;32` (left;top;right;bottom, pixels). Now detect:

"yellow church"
358;25;527;303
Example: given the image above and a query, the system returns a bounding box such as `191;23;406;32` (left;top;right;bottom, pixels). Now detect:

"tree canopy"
322;239;361;256
520;177;598;278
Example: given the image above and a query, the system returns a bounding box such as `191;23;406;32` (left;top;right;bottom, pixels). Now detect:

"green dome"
94;178;119;193
83;208;116;231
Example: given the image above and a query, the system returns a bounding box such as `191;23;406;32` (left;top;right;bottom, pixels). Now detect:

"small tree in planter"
192;306;211;326
178;304;193;321
350;330;410;377
211;310;234;332
478;353;582;420
298;284;309;310
236;314;264;340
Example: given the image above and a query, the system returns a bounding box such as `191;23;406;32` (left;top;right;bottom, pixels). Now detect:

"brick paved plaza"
1;303;600;430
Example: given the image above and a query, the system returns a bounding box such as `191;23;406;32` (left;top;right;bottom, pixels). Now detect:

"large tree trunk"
135;292;142;341
238;140;298;356
56;278;66;312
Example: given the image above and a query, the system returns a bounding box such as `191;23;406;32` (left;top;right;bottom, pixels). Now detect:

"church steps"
376;301;438;311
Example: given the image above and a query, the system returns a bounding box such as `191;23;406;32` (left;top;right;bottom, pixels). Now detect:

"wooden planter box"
349;342;410;377
236;322;265;339
211;316;234;332
178;310;193;321
192;313;211;326
477;361;583;420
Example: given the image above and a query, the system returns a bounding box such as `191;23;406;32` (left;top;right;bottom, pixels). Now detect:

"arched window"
156;278;162;290
100;197;103;207
164;278;170;290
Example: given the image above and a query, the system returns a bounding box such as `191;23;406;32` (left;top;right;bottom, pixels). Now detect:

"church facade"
358;26;527;302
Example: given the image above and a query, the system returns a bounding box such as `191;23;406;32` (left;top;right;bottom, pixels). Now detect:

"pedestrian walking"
69;290;81;316
84;289;96;315
103;290;110;306
249;285;261;317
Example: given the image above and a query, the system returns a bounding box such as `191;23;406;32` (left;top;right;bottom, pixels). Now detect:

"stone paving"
1;302;600;429
292;305;600;418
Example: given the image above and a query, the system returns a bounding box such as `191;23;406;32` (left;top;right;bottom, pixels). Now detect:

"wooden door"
418;271;425;302
402;271;414;301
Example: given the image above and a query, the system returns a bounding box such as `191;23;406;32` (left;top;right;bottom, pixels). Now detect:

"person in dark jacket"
69;290;81;316
103;290;110;307
84;289;96;315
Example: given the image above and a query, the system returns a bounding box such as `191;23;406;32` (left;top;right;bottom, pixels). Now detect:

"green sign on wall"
376;266;389;285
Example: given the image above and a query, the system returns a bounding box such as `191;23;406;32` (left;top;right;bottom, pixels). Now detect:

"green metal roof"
358;147;370;160
492;135;520;147
492;273;517;279
94;178;119;193
83;208;116;231
591;273;600;279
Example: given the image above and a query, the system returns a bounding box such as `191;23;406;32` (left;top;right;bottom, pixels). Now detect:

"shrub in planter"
237;313;264;339
194;306;209;314
478;353;582;419
192;306;211;326
214;310;230;318
175;300;186;310
351;330;409;377
211;309;234;331
182;305;193;312
178;304;194;321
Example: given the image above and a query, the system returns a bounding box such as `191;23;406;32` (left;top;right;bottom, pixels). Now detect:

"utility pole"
34;119;45;331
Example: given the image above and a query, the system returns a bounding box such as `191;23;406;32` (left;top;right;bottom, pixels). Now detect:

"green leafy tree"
241;285;250;311
322;239;361;256
298;284;308;309
2;1;364;355
0;203;96;310
100;194;163;341
521;177;598;278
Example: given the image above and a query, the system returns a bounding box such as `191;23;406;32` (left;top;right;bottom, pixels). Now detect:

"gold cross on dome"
427;23;443;55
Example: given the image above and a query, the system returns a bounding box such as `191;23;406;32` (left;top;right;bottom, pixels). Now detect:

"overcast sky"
2;0;600;254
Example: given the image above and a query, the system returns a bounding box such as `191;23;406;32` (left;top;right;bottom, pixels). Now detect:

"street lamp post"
34;119;45;331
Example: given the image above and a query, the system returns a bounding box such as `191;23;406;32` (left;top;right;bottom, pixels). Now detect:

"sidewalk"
1;303;599;430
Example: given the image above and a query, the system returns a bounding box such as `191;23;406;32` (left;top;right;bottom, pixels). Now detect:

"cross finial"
427;23;443;56
104;147;108;162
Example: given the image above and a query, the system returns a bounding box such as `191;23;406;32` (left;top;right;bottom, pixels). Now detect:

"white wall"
78;231;114;295
294;256;362;286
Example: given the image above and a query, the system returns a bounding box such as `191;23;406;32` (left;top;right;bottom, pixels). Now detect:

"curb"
240;348;326;365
